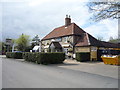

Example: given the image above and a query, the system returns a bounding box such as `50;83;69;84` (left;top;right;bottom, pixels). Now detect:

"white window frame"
64;37;68;43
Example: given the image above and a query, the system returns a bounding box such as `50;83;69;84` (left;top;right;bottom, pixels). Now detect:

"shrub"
6;52;11;58
39;52;65;64
76;52;90;62
23;52;35;62
6;52;23;59
23;52;65;64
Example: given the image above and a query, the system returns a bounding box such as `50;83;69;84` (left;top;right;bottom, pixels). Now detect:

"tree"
108;36;120;43
31;35;40;49
16;34;30;52
87;1;120;21
97;36;104;41
0;42;2;52
0;42;3;54
32;35;40;45
0;42;6;54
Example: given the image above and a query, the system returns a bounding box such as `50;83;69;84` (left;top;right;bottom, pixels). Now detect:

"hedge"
6;52;23;59
22;52;37;62
23;52;65;64
76;52;90;62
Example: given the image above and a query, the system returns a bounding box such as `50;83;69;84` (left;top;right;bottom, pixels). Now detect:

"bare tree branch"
87;1;120;21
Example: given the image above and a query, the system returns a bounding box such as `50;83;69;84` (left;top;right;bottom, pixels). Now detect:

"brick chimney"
65;15;71;26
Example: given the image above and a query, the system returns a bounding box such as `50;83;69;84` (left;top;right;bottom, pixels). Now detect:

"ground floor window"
64;48;68;54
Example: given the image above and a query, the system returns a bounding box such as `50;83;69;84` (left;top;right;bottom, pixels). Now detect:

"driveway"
59;59;119;79
2;57;119;88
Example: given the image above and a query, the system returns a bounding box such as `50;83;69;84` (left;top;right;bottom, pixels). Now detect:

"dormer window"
55;38;62;42
65;27;67;29
51;39;55;42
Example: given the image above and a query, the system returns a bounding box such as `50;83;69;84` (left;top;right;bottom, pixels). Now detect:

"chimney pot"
69;15;70;18
66;15;68;18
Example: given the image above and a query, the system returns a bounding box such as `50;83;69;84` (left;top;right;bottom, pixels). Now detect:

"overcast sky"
0;0;118;42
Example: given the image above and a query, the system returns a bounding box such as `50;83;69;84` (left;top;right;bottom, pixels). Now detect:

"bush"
39;52;65;64
23;52;65;64
76;52;90;62
23;52;29;61
6;52;11;58
6;52;23;59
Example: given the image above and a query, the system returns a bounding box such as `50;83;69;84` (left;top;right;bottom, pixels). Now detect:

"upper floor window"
55;38;62;42
64;37;68;43
51;39;55;42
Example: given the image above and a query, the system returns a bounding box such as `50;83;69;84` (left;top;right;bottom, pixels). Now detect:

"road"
2;57;118;88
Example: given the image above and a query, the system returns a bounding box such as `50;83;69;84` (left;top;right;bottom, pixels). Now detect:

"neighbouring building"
41;15;120;60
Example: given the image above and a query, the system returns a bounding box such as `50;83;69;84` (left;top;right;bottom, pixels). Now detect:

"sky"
0;0;118;42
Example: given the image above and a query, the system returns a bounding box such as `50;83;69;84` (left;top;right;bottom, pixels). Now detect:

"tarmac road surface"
2;57;118;88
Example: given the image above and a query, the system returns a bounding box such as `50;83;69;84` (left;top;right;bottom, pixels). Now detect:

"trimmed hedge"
23;52;65;64
6;52;23;59
23;52;37;62
76;52;90;62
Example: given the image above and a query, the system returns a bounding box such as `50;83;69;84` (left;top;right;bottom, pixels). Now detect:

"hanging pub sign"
6;38;12;45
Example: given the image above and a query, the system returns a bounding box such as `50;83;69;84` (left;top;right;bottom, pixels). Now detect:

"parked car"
13;51;23;53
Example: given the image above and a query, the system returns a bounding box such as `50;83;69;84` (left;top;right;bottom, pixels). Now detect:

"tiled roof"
87;33;103;47
42;23;85;40
75;33;120;48
75;33;89;46
100;41;120;48
50;42;62;49
42;22;120;48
